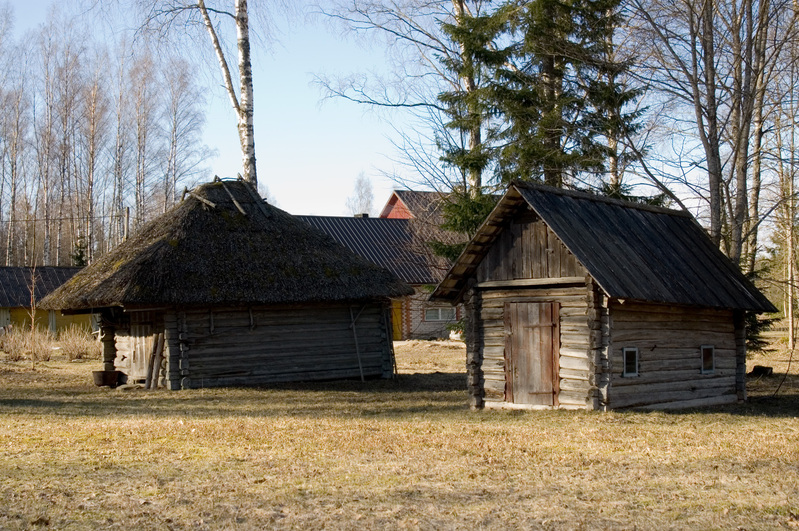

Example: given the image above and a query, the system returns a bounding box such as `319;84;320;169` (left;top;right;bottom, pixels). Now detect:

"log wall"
168;302;393;389
478;286;594;409
606;301;739;409
467;213;596;410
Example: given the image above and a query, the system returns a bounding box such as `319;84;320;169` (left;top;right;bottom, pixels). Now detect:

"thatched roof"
41;179;412;312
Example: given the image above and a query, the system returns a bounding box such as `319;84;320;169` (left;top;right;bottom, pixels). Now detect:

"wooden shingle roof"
433;182;776;312
298;216;447;285
0;267;83;308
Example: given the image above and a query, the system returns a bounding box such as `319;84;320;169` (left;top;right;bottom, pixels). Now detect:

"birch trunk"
198;0;257;187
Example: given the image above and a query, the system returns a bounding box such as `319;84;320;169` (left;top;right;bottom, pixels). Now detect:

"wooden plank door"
504;302;560;406
391;299;403;340
130;314;154;381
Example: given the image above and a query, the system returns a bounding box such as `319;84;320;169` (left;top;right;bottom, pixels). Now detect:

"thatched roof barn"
432;181;775;410
42;179;412;389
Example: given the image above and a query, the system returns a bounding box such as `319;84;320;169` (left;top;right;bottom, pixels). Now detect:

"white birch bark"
197;0;257;186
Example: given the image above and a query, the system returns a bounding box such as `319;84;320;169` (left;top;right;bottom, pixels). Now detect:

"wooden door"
391;299;403;340
130;313;154;381
504;302;560;406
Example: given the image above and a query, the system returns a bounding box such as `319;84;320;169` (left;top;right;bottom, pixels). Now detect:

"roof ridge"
511;180;692;217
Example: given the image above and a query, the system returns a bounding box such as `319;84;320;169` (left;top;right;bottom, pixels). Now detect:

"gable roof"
379;190;445;221
298;216;447;285
433;181;776;312
0;267;83;308
41;179;412;312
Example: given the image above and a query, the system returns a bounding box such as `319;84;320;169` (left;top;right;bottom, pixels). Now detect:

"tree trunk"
236;0;257;186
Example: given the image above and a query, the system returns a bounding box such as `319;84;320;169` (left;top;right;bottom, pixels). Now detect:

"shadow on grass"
3;370;798;420
0;371;470;420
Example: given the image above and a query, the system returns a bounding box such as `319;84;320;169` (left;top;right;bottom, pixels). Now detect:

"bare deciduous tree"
345;171;374;216
130;0;259;186
630;0;798;265
161;56;209;212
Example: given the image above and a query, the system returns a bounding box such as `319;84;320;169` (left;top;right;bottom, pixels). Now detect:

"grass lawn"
1;339;798;530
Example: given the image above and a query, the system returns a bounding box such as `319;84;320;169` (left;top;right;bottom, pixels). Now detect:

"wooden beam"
477;277;585;289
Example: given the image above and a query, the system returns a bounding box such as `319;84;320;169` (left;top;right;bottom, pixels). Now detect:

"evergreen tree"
492;0;641;187
437;3;506;196
432;2;506;259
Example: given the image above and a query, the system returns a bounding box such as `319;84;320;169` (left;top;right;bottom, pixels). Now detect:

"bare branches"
198;0;240;114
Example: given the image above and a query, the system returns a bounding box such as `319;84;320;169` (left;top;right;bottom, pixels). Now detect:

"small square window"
425;307;456;321
622;347;639;377
701;345;715;374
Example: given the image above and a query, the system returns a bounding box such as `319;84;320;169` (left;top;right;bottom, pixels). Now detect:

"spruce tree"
492;0;641;188
432;3;506;259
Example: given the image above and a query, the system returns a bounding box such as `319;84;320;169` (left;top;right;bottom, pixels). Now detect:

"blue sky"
16;0;414;216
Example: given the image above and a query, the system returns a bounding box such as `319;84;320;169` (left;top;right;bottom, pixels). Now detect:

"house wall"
476;214;586;281
605;301;740;409
155;303;394;390
401;287;460;340
474;286;595;409
380;195;411;219
7;307;92;334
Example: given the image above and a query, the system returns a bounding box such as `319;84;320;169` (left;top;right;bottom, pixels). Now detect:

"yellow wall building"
0;267;92;335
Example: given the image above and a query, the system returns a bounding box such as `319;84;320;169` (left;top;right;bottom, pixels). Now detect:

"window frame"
700;344;715;374
424;306;456;322
622;347;639;377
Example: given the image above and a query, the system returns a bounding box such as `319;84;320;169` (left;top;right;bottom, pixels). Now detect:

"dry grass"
56;325;102;361
0;327;55;362
0;341;797;530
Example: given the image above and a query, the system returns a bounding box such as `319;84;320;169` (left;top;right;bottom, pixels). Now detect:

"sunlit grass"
0;341;797;529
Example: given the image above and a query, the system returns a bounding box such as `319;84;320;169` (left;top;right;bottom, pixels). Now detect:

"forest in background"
0;0;797;324
0;3;209;267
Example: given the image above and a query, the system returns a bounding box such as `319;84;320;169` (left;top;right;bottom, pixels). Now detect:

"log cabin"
41;178;412;389
431;182;776;410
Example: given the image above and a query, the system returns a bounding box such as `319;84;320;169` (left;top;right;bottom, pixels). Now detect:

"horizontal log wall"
173;303;392;389
478;286;593;409
607;301;738;409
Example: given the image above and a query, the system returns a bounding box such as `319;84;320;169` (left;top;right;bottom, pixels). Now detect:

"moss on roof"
41;179;412;311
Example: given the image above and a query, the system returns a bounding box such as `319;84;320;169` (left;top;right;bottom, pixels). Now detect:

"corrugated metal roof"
0;267;83;308
298;216;448;285
433;182;776;312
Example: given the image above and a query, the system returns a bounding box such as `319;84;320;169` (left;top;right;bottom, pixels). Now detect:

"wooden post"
100;323;117;372
349;306;365;382
587;277;610;411
148;333;165;390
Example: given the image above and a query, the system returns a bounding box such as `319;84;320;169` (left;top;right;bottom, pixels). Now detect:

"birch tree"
131;0;258;186
160;56;208;212
130;51;158;228
345;172;374;216
77;48;110;262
